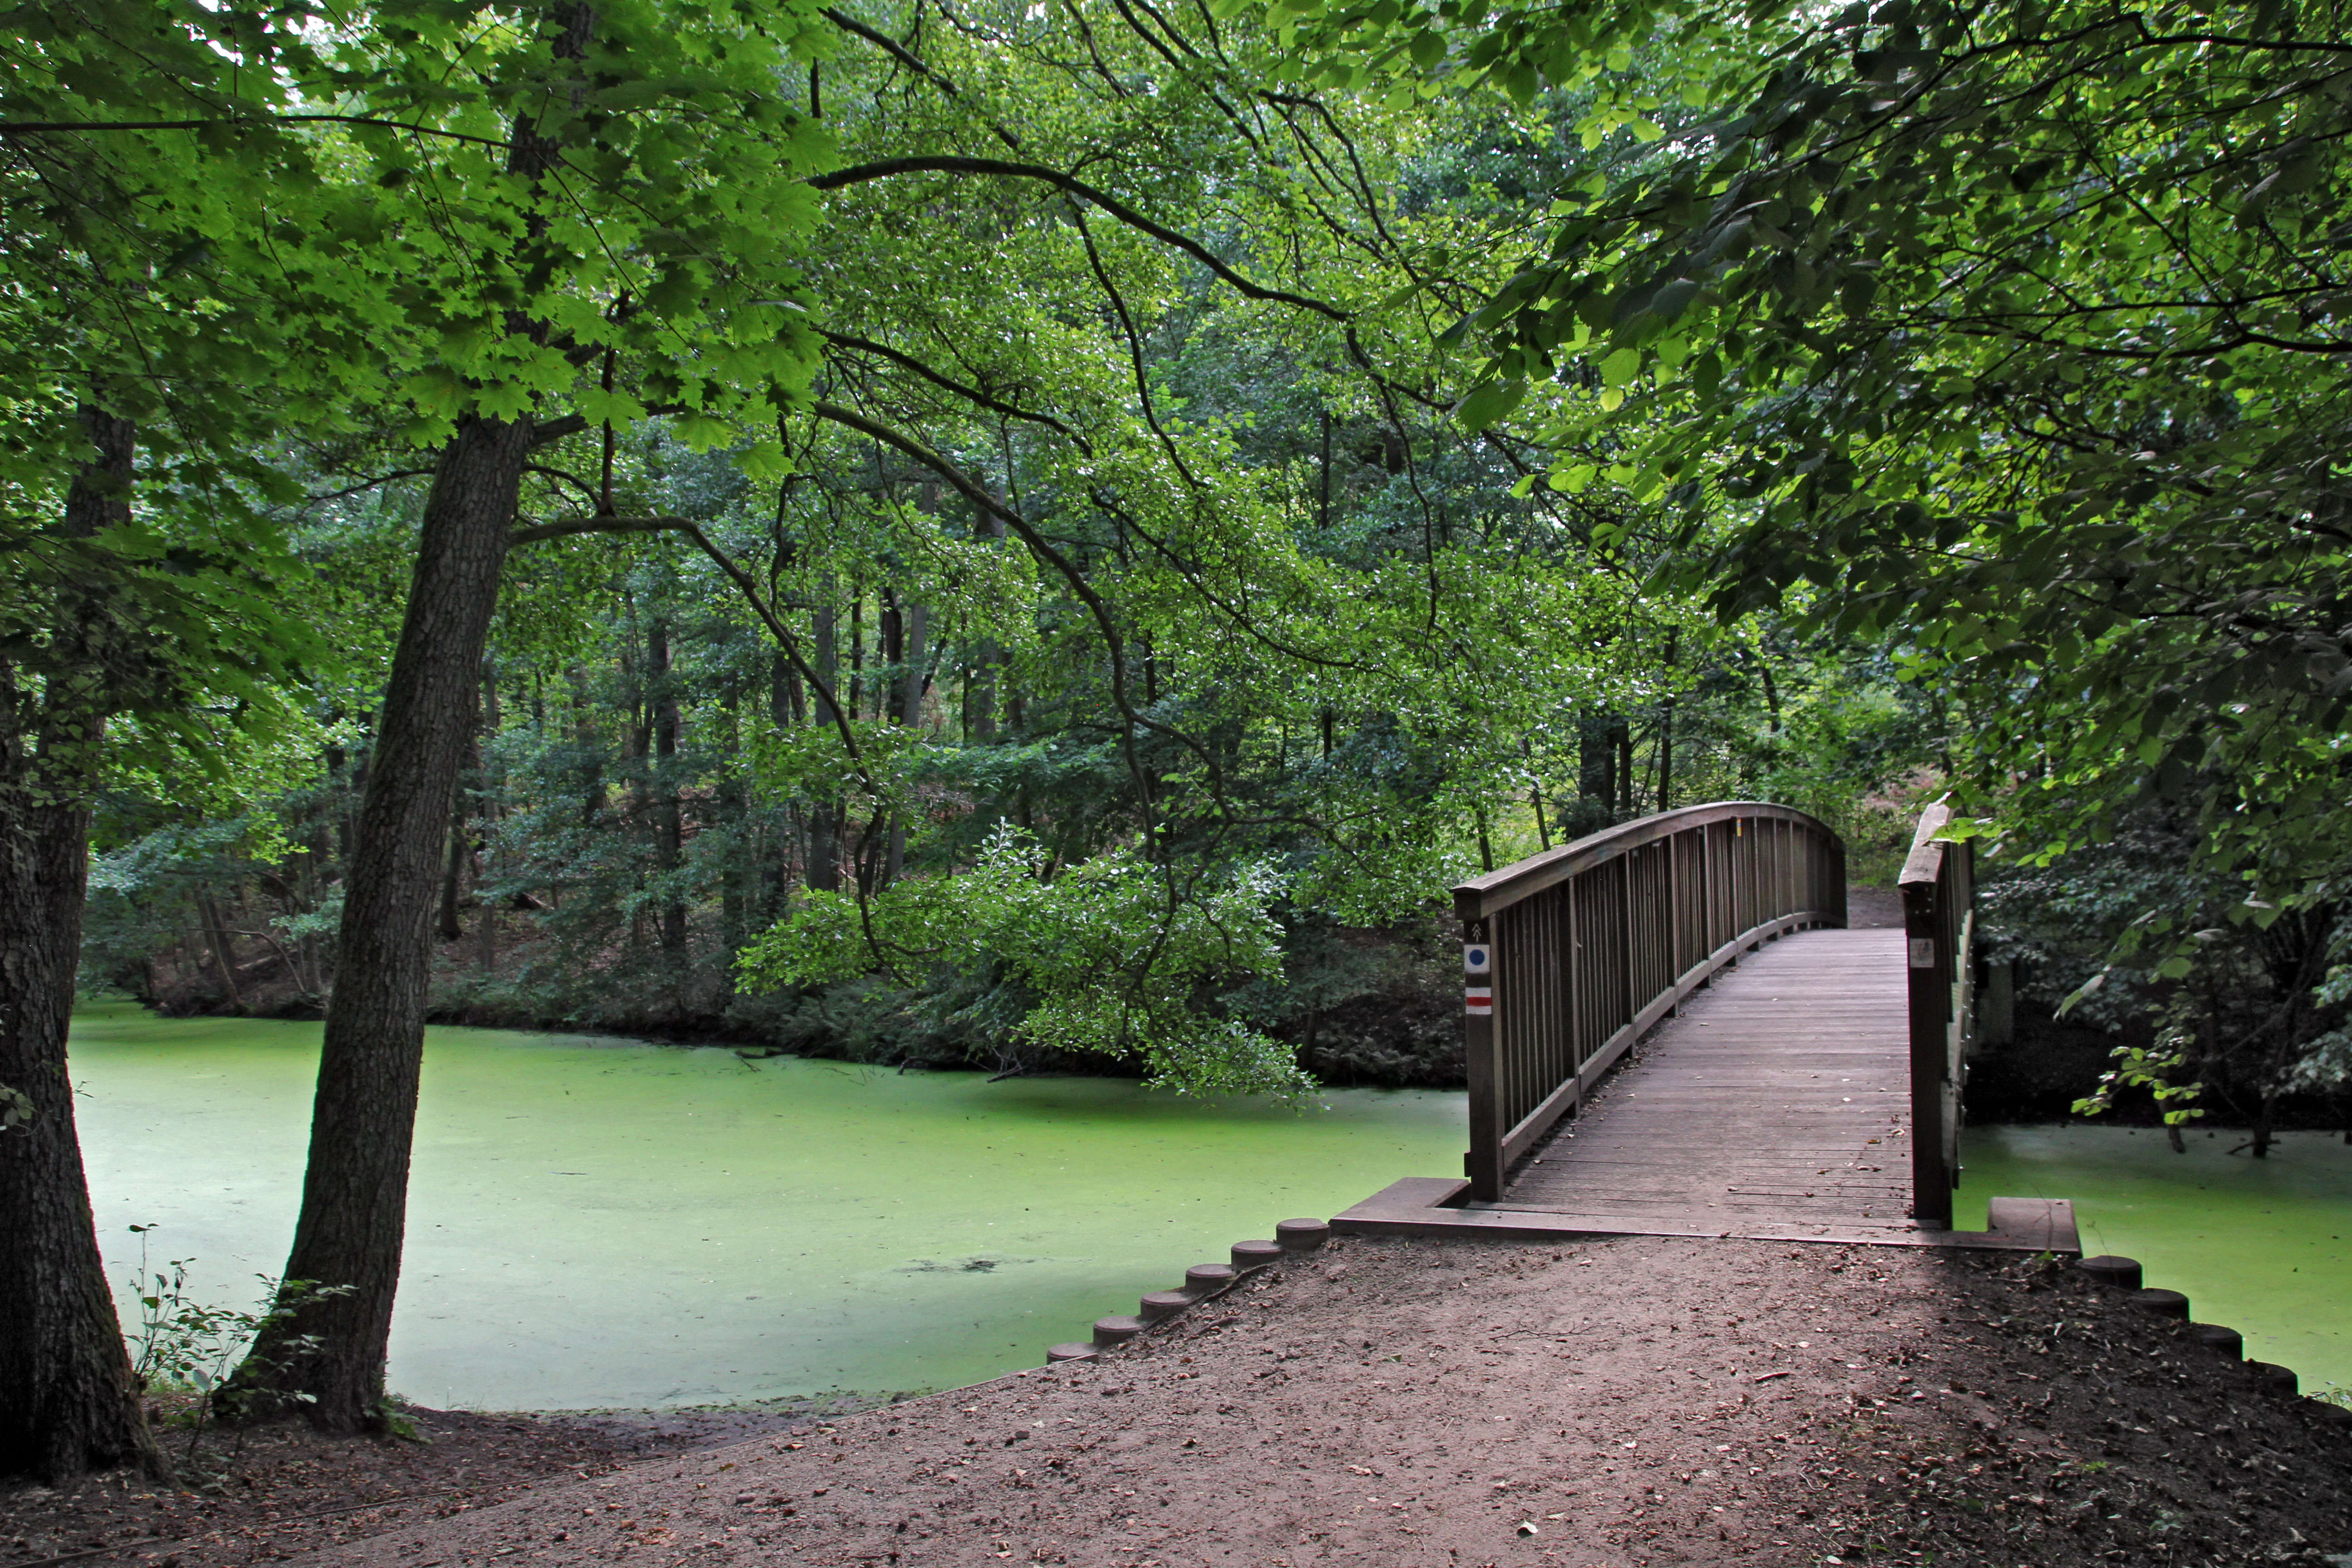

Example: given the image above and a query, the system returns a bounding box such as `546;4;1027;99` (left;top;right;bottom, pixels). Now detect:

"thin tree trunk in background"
717;691;746;979
847;590;864;720
475;668;501;976
900;602;928;730
435;716;481;944
970;494;1004;743
768;652;799;920
881;594;926;886
620;617;650;950
1615;723;1634;818
1318;409;1332;529
885;497;931;884
649;617;686;958
1524;739;1548;852
0;405;163;1483
808;591;841;892
569;668;605;828
197;887;245;1011
230;410;532;1431
1656;627;1679;813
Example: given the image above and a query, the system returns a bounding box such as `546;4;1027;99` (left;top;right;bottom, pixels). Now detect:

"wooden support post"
1463;919;1502;1201
1901;804;1960;1229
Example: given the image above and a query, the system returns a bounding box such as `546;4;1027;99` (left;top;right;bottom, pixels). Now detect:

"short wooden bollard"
1093;1314;1147;1348
2075;1255;2141;1290
1183;1263;1237;1297
2248;1362;2298;1396
1275;1218;1331;1250
1231;1240;1283;1271
2191;1324;2243;1361
1139;1290;1193;1323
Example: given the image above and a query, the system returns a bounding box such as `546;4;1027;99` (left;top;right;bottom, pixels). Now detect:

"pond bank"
1956;1124;2352;1398
285;1232;2352;1568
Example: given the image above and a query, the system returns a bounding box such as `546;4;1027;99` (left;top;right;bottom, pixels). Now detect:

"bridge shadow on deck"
1337;923;2077;1254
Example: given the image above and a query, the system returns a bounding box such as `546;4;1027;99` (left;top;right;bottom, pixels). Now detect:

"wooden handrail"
1899;802;1975;1229
1454;802;1848;1202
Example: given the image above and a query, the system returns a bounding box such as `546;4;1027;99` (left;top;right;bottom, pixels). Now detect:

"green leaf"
1455;377;1526;431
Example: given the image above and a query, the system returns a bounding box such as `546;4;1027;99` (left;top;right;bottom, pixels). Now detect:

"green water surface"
69;1005;2352;1412
1955;1124;2352;1398
66;1003;1464;1412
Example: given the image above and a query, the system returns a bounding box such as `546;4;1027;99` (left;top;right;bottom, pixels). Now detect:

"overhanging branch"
810;156;1348;322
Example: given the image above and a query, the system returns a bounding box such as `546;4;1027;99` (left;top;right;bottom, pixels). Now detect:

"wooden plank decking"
1504;926;1915;1236
1335;926;2078;1253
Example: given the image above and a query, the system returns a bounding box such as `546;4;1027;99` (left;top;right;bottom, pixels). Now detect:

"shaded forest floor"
0;1401;818;1568
12;1233;2342;1568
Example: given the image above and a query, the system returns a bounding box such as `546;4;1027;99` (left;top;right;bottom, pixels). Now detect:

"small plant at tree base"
376;1401;429;1443
122;1225;352;1464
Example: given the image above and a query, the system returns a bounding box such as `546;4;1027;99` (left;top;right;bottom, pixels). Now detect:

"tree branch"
810;156;1348;321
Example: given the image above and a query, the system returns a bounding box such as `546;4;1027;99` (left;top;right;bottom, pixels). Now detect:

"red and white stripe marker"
1464;938;1492;1015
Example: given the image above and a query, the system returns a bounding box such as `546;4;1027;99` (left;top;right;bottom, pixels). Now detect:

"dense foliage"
1274;0;2352;1113
66;0;1932;1100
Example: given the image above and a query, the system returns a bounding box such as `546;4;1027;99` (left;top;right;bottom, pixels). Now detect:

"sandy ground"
224;1231;2352;1568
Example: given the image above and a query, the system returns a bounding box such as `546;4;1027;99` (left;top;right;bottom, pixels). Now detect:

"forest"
4;0;2348;1486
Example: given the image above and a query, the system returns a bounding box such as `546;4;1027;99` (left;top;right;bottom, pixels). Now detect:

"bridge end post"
1460;914;1504;1203
1901;805;1963;1230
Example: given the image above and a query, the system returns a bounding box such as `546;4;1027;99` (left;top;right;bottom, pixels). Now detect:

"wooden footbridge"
1336;802;2078;1254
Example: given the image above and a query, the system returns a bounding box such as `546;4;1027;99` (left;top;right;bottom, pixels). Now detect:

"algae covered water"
1955;1124;2352;1398
67;1003;1464;1411
68;1004;2352;1412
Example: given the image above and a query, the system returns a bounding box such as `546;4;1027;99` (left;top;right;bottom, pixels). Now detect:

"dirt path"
0;1401;828;1568
268;1232;2348;1568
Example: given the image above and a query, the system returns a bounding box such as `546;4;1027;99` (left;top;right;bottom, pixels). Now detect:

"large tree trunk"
231;3;592;1430
229;413;528;1431
0;407;163;1482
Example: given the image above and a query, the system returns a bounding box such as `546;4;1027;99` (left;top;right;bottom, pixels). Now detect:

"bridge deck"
1335;924;2078;1252
1500;926;1915;1238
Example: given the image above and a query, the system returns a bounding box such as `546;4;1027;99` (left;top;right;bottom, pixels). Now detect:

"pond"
1956;1124;2352;1399
69;1005;2352;1412
67;1003;1464;1412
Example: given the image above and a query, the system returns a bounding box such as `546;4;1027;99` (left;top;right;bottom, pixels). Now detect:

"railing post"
1668;832;1684;991
1462;917;1504;1201
1901;804;1961;1229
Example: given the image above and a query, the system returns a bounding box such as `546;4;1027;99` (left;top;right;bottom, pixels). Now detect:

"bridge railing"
1900;802;1975;1229
1453;802;1848;1202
